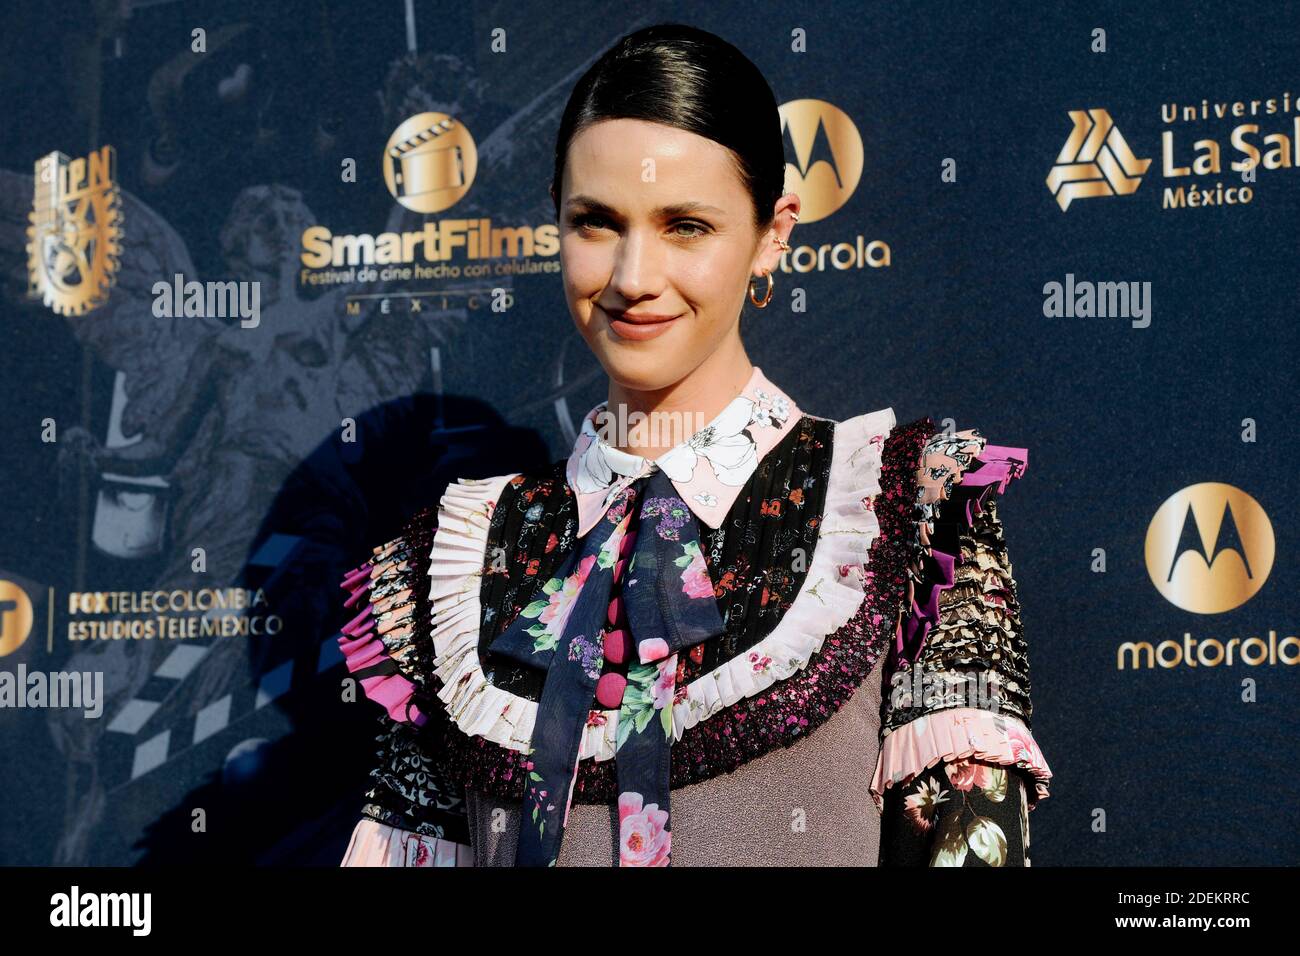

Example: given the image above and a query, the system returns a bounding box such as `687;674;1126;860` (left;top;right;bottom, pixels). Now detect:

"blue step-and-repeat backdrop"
1;0;1296;865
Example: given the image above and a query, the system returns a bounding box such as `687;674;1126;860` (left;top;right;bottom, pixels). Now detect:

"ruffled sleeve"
872;423;1051;865
337;516;438;726
336;507;474;865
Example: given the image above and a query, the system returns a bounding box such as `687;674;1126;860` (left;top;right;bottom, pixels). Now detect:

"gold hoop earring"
749;270;773;308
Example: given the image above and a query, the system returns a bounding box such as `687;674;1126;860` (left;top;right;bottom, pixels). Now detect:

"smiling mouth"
603;308;682;341
605;307;678;324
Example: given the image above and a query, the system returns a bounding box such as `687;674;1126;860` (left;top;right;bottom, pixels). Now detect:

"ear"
752;193;801;278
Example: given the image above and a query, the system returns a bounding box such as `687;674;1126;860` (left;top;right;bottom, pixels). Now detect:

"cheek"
675;246;747;316
561;238;609;294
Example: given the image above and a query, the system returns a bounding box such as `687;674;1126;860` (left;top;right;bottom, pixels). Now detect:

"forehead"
564;118;748;213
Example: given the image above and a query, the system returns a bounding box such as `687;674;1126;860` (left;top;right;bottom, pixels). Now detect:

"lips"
611;312;676;324
604;307;681;342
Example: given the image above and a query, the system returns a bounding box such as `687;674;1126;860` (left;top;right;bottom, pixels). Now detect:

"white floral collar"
565;365;803;537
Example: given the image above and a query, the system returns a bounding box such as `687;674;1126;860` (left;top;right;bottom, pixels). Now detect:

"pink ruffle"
336;562;427;726
340;818;474;867
870;706;1052;812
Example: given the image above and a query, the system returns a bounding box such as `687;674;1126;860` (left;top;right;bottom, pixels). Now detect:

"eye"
670;220;709;240
571;212;611;233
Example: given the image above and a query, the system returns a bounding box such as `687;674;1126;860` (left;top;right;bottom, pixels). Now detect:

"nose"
609;227;665;301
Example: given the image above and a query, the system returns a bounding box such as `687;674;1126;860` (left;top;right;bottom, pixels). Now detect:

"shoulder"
399;459;572;547
915;422;1029;511
907;420;1029;566
334;461;569;715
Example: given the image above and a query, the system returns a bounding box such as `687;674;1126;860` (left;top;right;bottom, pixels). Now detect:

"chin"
596;347;688;392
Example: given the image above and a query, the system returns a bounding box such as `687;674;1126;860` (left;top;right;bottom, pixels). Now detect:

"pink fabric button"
603;628;628;664
638;637;670;663
606;595;623;627
614;558;626;580
595;671;627;708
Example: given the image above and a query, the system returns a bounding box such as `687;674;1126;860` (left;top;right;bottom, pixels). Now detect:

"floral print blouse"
336;365;1053;866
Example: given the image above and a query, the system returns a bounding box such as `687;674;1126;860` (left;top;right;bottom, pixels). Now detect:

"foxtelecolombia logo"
1144;482;1275;614
26;145;123;315
0;580;34;657
1045;108;1152;211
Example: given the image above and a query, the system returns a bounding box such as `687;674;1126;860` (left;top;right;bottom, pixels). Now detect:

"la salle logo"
1046;108;1151;211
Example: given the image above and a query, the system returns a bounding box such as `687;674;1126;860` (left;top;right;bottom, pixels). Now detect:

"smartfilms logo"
300;111;558;274
1046;109;1152;211
26;145;123;315
1118;483;1289;670
383;111;477;214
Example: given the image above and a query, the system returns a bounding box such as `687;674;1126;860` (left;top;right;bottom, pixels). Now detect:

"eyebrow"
564;195;729;219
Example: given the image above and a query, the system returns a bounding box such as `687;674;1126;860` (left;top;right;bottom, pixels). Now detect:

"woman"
336;23;1051;867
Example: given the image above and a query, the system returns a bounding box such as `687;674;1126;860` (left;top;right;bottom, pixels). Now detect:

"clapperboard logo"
104;533;347;784
382;111;479;214
1046;108;1152;211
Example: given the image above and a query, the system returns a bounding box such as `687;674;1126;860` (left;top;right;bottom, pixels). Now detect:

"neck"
604;336;754;461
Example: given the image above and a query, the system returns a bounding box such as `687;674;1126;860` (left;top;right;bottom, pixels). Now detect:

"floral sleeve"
878;756;1033;866
872;424;1051;866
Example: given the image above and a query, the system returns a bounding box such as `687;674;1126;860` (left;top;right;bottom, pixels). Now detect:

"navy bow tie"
487;466;726;866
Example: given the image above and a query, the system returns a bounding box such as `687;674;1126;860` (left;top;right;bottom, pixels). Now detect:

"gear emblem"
26;146;124;316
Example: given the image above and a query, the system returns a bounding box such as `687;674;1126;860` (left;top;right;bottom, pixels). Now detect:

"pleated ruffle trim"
871;707;1053;811
424;407;899;762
